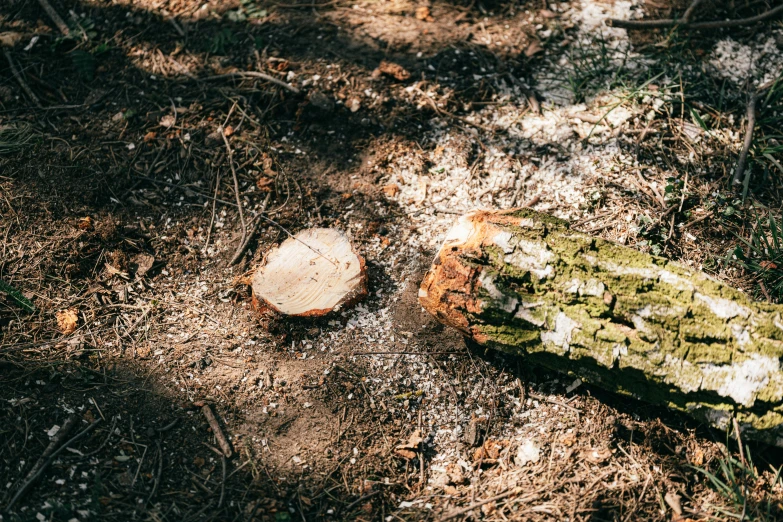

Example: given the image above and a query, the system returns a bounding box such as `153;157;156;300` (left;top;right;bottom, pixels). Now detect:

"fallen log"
419;209;783;446
252;228;367;316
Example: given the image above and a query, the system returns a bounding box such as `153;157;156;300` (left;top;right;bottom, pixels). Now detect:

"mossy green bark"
419;209;783;446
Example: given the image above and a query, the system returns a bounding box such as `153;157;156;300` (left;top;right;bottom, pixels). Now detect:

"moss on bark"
419;209;783;446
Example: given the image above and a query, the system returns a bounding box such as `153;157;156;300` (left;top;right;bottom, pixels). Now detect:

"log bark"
419;209;783;446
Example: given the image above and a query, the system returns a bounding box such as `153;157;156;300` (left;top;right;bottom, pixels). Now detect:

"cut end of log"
252;228;367;317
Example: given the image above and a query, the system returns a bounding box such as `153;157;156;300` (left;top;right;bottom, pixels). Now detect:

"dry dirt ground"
2;0;783;520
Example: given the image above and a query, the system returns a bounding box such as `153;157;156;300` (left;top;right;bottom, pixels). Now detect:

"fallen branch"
202;72;300;93
6;418;100;511
23;414;79;483
36;0;70;37
606;2;783;29
201;404;232;458
732;93;759;189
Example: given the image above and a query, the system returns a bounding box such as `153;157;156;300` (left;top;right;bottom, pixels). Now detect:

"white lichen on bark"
419;209;783;446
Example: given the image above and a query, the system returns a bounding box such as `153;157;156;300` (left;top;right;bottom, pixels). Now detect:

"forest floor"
2;0;783;520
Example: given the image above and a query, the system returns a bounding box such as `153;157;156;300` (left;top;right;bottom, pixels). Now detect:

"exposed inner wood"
252;228;367;316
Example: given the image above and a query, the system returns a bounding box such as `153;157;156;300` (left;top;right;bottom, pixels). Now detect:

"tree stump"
419;209;783;446
252;228;367;316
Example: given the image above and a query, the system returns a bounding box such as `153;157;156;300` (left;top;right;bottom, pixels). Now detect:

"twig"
80;415;118;458
146;441;162;504
607;2;783;29
528;392;581;413
6;419;100;511
418;410;425;489
343;491;380;513
760;281;773;303
202;72;300;93
229;192;272;265
220;128;248;265
421;91;496;133
732;94;759;189
733;417;747;468
218;455;227;508
442;488;538;520
271;0;339;8
204;168;221;253
36;0;70;37
682;211;713;229
682;0;704;23
3;49;42;108
201;404;232;458
505;73;540;114
521;194;540;208
133;175;237;207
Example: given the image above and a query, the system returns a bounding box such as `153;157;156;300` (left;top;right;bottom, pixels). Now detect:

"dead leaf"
540;9;558;18
193;456;205;468
0;32;24;47
481;501;496;516
582;447;612;464
472;439;509;463
760;260;778;270
394;429;423;459
446;462;464;484
524;40;544;58
348;98;361;113
382;183;400;197
223;125;234;137
443;485;459;495
159;114;176;128
104;262;129;279
560;432;577;447
690;448;704;467
143;131;157;142
664;491;683;516
260;154;277;177
56;308;79;335
375;60;411;81
132;253;155;279
256;177;274;192
78;216;94;231
415;6;434;22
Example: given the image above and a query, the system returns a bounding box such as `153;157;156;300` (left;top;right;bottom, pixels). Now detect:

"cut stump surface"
252;228;367;316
